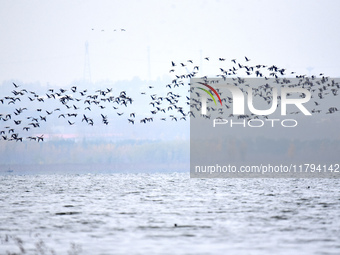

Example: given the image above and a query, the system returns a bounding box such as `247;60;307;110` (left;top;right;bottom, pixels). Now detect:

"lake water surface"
0;173;339;254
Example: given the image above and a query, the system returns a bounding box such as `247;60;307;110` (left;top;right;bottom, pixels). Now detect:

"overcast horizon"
1;0;340;86
0;0;339;167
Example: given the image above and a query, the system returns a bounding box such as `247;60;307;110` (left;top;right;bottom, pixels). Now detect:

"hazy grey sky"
1;0;340;85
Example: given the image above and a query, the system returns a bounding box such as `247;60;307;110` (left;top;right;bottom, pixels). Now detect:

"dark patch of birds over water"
1;57;339;142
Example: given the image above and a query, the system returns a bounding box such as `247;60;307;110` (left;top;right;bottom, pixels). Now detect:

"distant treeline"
1;137;339;166
191;136;340;164
0;139;189;166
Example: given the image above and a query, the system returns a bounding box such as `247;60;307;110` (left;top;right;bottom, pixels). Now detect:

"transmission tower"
83;41;91;82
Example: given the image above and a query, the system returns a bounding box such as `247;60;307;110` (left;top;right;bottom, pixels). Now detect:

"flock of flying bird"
91;28;126;32
1;56;339;142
